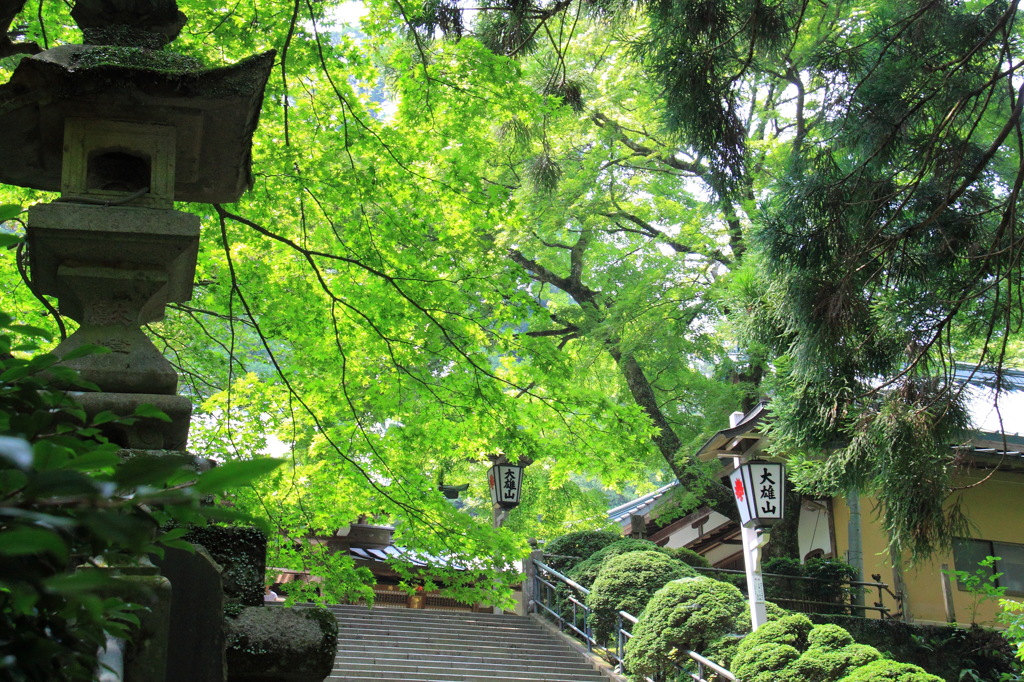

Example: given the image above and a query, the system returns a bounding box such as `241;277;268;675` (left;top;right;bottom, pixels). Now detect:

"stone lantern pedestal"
27;202;200;448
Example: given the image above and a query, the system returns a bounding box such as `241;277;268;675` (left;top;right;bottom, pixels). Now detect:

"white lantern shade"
488;463;523;509
729;460;785;528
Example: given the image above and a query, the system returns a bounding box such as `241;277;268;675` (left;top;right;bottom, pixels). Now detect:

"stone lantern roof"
0;46;274;204
0;0;275;204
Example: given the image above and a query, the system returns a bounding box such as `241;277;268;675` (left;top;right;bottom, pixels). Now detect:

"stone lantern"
0;0;274;450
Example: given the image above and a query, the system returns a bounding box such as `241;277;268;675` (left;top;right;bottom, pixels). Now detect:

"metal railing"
529;559;737;682
692;567;904;620
531;560;598;651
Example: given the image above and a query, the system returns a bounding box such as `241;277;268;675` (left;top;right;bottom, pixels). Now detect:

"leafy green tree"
3;0;1017;601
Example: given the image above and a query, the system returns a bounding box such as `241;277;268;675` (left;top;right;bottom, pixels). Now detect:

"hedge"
837;660;945;682
543;530;622;573
586;551;693;641
729;613;941;682
807;614;1017;682
567;538;664;590
624;576;748;677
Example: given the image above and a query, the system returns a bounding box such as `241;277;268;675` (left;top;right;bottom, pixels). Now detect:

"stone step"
335;626;559;647
334;652;597;670
332;613;540;630
328;605;522;624
337;647;593;659
334;659;602;677
330;604;615;682
337;630;573;651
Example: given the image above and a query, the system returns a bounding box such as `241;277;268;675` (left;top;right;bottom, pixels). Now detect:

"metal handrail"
692;566;904;620
531;560;597;651
531;559;738;682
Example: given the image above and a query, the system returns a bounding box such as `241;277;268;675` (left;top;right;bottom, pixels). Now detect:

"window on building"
953;538;1024;597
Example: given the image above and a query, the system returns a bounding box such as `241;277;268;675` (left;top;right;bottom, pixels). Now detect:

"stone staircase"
327;604;616;681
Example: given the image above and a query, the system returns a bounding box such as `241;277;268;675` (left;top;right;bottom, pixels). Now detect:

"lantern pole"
733;456;770;631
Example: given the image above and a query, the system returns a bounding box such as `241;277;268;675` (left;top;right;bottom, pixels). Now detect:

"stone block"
73;392;192;451
154;545;227;682
225;606;337;682
183;525;268;606
27;202;200;320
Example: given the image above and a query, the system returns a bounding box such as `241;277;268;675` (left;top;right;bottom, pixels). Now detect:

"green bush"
543;530;622;573
786;643;882;682
704;634;745;670
808;614;1018;681
759;556;858;614
730;612;945;682
804;558;859;611
806;623;855;651
567;538;662;589
663;545;711;568
766;600;792;621
624;576;748;677
732;642;802;681
586;550;693;641
734;613;814;656
837;659;944;681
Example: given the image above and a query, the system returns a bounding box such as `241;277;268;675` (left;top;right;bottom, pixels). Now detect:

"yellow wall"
830;469;1024;625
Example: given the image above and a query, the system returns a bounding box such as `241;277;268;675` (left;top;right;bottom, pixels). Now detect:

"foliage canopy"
1;0;1021;601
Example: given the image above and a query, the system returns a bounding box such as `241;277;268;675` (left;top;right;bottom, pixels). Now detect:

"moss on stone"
182;525;267;607
71;46;202;73
225;606;338;682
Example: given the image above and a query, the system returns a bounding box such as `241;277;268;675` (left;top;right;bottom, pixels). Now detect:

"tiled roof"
607;481;679;525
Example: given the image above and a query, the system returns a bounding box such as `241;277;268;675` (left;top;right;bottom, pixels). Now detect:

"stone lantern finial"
71;0;188;48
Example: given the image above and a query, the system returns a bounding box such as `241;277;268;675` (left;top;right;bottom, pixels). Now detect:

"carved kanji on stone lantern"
0;0;275;450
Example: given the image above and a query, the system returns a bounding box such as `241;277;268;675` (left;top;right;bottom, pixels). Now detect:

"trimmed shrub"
808;614;1017;681
731;614;814;680
697;567;748;590
543;530;622;573
735;613;815;655
732;642;802;681
766;600;792;621
806;623;855;651
803;558;859;612
663;546;711;569
759;556;859;614
786;643;882;682
225;606;338;682
730;613;944;682
624;576;748;677
590;538;663;563
837;659;944;682
567;539;663;589
704;634;745;670
586;551;693;641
